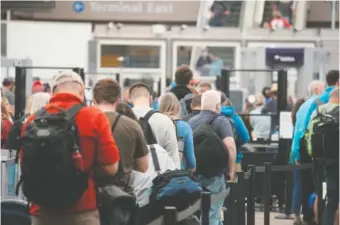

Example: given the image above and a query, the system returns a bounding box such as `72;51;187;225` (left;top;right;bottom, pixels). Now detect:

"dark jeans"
322;165;339;225
300;139;314;222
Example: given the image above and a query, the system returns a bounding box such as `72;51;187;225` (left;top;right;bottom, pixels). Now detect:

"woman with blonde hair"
158;92;196;171
1;97;13;148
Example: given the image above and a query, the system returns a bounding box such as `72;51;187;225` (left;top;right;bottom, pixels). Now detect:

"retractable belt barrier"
252;161;325;225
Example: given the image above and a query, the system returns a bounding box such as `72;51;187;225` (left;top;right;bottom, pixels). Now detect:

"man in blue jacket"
291;70;339;225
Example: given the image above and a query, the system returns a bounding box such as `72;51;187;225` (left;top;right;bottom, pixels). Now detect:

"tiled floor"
255;212;295;225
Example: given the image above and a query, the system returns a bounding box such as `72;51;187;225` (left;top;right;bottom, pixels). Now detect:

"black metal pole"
115;73;120;84
237;172;246;225
277;69;288;113
164;206;177;225
247;165;256;225
264;162;272;225
201;192;211;225
72;68;85;82
220;69;230;98
14;67;27;120
225;182;235;225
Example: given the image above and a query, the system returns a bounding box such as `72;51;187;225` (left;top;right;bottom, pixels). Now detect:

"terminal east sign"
12;1;200;22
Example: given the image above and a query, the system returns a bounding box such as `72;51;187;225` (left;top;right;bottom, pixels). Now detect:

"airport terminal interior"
0;1;339;225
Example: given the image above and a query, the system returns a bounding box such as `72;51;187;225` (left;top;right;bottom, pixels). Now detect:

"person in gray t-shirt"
2;77;15;115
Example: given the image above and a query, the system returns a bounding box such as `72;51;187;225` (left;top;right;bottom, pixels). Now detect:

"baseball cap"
2;77;15;86
51;71;84;91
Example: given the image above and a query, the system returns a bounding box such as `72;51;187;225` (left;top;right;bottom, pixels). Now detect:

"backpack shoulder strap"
111;114;122;133
140;110;158;145
208;115;221;126
149;145;161;173
143;110;157;122
67;104;85;118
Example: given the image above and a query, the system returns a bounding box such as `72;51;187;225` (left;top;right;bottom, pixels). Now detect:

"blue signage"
73;1;85;13
266;48;304;67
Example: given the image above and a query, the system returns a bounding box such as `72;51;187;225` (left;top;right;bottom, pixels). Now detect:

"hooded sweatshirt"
220;106;250;146
170;85;193;101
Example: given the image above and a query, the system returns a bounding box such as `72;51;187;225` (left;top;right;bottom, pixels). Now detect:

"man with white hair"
21;71;120;225
188;90;236;225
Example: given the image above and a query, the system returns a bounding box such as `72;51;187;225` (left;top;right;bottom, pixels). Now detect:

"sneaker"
293;217;302;225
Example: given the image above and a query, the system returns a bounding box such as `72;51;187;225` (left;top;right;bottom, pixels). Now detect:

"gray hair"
307;80;325;96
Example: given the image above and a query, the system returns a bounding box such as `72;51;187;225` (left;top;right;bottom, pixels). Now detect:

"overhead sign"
266;48;305;67
12;1;200;23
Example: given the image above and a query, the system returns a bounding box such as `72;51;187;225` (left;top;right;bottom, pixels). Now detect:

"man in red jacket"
22;71;120;225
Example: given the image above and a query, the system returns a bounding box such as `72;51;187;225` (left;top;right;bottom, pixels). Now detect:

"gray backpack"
179;93;194;118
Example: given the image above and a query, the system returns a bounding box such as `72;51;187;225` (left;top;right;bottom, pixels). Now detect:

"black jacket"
170;85;192;101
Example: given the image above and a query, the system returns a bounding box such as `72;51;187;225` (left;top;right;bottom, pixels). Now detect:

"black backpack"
193;115;228;178
17;104;89;209
309;106;339;160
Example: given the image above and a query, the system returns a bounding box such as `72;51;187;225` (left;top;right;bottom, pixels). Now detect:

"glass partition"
172;41;240;83
100;45;161;68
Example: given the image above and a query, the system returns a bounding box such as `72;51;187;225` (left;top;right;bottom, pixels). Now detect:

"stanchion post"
115;73;120;84
225;182;235;225
264;162;272;225
201;192;211;225
237;172;246;225
247;166;256;225
220;69;230;98
14;66;27;120
164;206;177;225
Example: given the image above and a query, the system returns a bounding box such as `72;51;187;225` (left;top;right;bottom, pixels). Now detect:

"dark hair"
116;102;138;121
326;70;339;86
129;82;150;96
2;77;14;86
43;83;51;93
262;86;271;98
291;98;306;126
93;78;121;104
175;65;193;85
191;95;202;108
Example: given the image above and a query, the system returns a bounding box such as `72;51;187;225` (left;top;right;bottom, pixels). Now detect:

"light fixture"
203;25;210;31
180;24;188;31
117;56;125;62
107;22;114;30
116;23;123;30
152;24;166;35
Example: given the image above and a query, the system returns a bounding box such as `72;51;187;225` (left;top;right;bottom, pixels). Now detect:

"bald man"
188;90;236;225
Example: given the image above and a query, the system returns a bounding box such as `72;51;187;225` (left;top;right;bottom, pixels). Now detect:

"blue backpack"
149;145;202;212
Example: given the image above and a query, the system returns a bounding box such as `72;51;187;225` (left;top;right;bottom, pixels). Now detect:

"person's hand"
228;171;236;182
295;160;300;165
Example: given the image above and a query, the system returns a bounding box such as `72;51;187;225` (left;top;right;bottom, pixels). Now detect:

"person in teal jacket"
220;92;250;167
290;70;339;224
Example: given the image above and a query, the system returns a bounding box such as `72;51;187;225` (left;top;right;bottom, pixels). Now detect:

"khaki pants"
31;210;100;225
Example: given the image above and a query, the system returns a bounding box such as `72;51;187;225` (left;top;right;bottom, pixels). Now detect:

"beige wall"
307;1;339;22
12;1;200;22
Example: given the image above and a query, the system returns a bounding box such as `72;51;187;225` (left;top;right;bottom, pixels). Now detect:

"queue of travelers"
0;66;339;225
